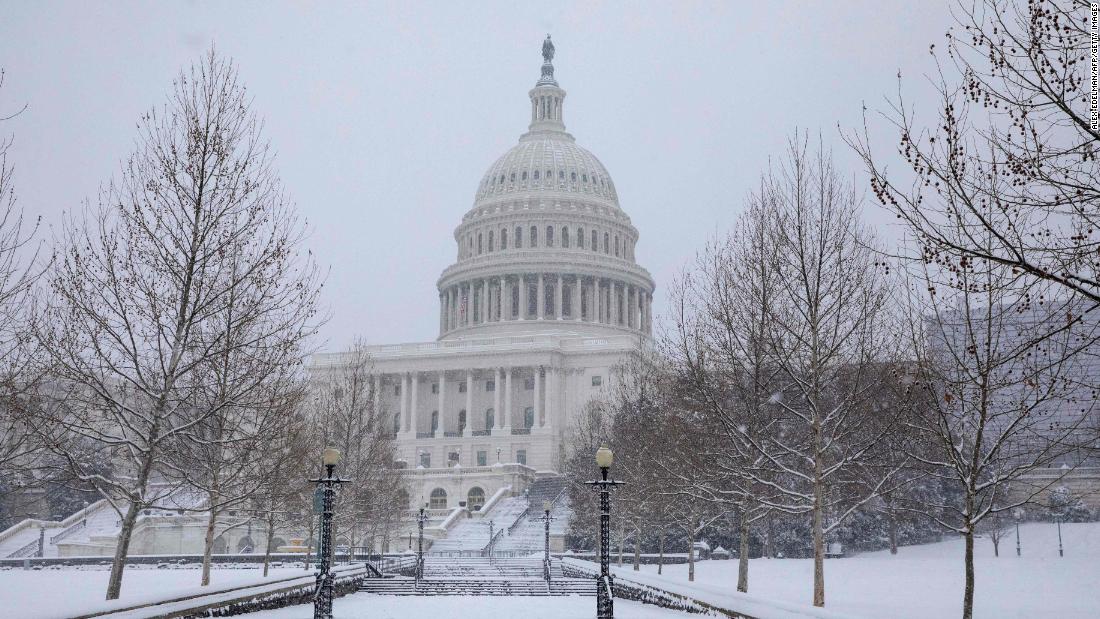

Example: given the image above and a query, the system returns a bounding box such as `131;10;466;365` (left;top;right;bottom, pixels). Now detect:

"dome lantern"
528;35;567;134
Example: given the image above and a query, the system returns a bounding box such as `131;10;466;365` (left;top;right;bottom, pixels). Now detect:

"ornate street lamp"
537;500;555;583
585;445;625;619
416;507;428;582
310;447;350;619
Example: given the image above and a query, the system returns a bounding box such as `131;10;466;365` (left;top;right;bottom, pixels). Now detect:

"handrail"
7;538;39;558
50;519;87;544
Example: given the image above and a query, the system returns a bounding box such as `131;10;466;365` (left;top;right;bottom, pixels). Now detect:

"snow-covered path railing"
67;563;369;619
562;558;867;619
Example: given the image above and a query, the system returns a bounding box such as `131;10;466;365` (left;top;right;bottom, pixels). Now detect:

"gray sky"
1;1;950;352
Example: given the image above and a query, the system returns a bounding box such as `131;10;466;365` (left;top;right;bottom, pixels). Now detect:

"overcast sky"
1;1;952;352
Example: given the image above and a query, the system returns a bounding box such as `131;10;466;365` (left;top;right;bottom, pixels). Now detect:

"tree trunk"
888;508;898;555
991;534;1000;558
738;509;750;593
963;528;975;619
617;523;624;567
812;454;825;606
657;529;665;575
262;514;276;577
200;507;218;586
687;523;695;583
765;513;774;559
105;499;142;600
633;528;641;571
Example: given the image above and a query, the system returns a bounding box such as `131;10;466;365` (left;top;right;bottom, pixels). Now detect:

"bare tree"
34;50;321;600
852;0;1100;306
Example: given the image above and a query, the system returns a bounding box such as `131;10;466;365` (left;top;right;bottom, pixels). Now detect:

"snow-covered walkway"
247;594;689;618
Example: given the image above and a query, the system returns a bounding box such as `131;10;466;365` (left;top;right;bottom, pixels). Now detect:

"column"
555;274;563;320
537;274;545;319
520;275;528;320
481;279;489;323
573;276;582;321
611;281;619;326
499;276;507;321
437;370;446;437
534;367;542;429
439;293;445;334
628;285;636;329
409;372;419;436
464;370;474;437
399;373;408;433
543;367;554;429
591;278;598;322
503;367;513;432
493;367;502;435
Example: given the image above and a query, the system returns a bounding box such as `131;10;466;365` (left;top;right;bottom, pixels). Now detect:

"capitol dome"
436;36;654;341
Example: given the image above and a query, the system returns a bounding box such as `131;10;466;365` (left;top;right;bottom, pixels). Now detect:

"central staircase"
358;557;593;596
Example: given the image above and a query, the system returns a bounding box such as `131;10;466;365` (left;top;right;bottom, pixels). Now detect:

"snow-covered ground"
248;594;689;618
0;565;307;619
621;522;1100;619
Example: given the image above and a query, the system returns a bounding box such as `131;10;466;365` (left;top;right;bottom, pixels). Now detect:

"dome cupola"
436;36;654;341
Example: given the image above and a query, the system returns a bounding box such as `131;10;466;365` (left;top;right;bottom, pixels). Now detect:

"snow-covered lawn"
0;564;307;619
248;594;690;618
619;521;1100;619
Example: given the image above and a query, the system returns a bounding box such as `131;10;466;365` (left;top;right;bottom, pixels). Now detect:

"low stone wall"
561;559;750;618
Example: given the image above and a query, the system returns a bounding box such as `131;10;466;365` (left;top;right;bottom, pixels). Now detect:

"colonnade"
439;274;652;336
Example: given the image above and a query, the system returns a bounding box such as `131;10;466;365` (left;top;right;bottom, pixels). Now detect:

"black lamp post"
310;447;349;619
416;507;428;582
585;445;624;619
537;500;555;583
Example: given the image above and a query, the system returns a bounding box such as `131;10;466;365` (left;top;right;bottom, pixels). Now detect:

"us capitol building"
310;37;654;538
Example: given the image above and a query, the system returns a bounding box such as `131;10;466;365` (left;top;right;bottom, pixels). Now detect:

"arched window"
467;487;486;511
522;171;528;181
515;226;522;248
533;170;540;180
530;226;538;247
562;227;570;248
510;172;515;182
485;408;494;430
558;170;564;180
430;410;439;433
582;173;588;183
477;233;483;255
614;235;620;257
429;488;447;510
501;229;508;250
604;232;610;253
488;230;494;252
237;536;255;553
578;228;585;249
524;407;535;429
591;230;598;251
459;409;467;432
571;171;577;182
546;226;554;247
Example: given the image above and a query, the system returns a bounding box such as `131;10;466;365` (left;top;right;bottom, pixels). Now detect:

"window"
501;229;508;250
448;451;460;465
429;488;447;509
515;226;523;248
522;171;528;181
591;375;603;387
420;452;431;468
559;170;565;179
488;231;494;252
394;384;401;396
459;409;467;432
485;380;495;391
546;169;552;181
478;233;483;255
432;383;438;394
578;228;585;249
546;226;554;247
571;171;577;182
524;377;535;390
431;411;439;432
582;173;588;182
524;407;534;428
604;232;610;253
562;227;570;248
530;226;538;247
533;170;540;180
510;172;515;182
614;236;620;257
468;487;486;510
393;413;400;435
592;230;598;251
477;451;488;467
459;382;467;393
516;450;527;466
485;408;494;429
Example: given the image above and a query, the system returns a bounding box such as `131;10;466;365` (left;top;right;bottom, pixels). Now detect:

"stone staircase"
427;496;528;554
359;557;593;596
